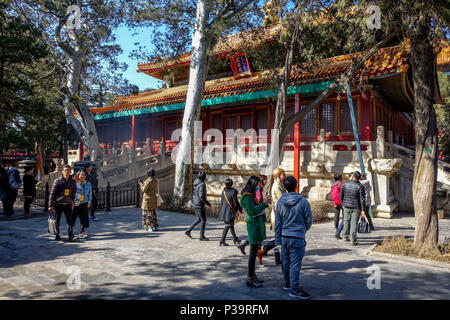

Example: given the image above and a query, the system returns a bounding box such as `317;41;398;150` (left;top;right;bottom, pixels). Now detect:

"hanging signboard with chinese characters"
228;53;253;79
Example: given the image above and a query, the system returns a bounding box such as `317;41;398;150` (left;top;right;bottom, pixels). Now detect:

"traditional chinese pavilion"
89;26;450;217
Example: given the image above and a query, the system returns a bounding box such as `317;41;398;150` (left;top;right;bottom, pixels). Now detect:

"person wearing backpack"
5;162;21;216
218;178;243;246
330;174;343;238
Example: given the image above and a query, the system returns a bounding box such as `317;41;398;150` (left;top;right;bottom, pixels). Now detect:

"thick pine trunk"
62;26;102;161
173;0;212;205
410;31;439;251
265;20;300;199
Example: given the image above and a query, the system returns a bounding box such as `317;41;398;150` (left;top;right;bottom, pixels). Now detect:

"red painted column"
294;94;301;192
131;115;136;149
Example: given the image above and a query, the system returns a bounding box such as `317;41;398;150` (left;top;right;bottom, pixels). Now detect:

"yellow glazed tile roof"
92;42;448;115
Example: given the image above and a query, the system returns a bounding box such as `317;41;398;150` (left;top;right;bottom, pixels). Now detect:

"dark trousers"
186;207;207;237
364;206;374;229
55;203;74;236
281;237;306;292
72;203;89;233
220;221;239;243
90;193;97;217
248;243;260;279
1;198;9;215
3;189;18;216
24;197;34;214
334;206;342;229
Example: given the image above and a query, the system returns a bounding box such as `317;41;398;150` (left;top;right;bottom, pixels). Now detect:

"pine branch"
281;32;399;142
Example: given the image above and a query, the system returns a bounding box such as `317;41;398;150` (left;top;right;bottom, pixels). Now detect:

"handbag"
358;216;371;233
48;212;58;235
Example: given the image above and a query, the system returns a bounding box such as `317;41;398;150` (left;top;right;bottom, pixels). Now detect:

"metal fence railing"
35;182;141;212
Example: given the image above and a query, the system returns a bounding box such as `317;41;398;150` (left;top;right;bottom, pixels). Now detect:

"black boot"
219;227;228;246
237;243;246;255
185;230;192;239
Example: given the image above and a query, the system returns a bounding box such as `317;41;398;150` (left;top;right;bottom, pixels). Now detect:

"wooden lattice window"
319;102;336;133
340;101;353;132
301;105;315;135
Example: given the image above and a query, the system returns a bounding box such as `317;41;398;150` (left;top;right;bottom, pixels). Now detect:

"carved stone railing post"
319;129;326;163
376;126;385;159
129;148;136;179
105;182;111;212
369;158;403;218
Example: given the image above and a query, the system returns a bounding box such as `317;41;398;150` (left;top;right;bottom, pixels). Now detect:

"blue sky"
113;26;166;91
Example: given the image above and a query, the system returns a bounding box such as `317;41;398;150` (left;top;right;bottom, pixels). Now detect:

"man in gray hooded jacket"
275;176;313;299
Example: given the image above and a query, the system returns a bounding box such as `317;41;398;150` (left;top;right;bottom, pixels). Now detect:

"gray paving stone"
0;269;18;279
0;206;449;300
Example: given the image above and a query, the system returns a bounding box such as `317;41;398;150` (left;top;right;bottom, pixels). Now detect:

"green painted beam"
93;80;335;120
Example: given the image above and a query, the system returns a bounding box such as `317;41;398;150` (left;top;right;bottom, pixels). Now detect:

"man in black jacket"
23;166;37;217
48;165;77;241
339;171;365;245
185;171;212;241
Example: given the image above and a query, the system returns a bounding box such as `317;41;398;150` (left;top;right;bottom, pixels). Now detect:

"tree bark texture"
57;19;102;161
265;20;300;199
410;19;439;250
173;0;212;205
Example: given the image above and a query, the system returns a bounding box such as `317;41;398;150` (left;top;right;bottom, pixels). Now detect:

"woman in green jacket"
240;176;271;288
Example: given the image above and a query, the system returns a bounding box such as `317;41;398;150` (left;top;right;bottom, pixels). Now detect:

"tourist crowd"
0;159;374;300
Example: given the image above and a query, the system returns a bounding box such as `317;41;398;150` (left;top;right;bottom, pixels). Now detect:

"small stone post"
319;129;326;162
106;183;111;212
376;126;385;159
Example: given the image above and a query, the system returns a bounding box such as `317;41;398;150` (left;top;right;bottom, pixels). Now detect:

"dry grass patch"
309;200;334;224
374;235;450;264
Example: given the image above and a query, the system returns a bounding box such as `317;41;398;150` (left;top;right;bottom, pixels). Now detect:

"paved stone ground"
0;203;449;300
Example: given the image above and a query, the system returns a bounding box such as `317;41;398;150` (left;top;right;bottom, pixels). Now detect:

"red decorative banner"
228;53;252;79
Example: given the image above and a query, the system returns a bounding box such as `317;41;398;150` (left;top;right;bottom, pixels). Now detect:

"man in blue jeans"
275;176;313;299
